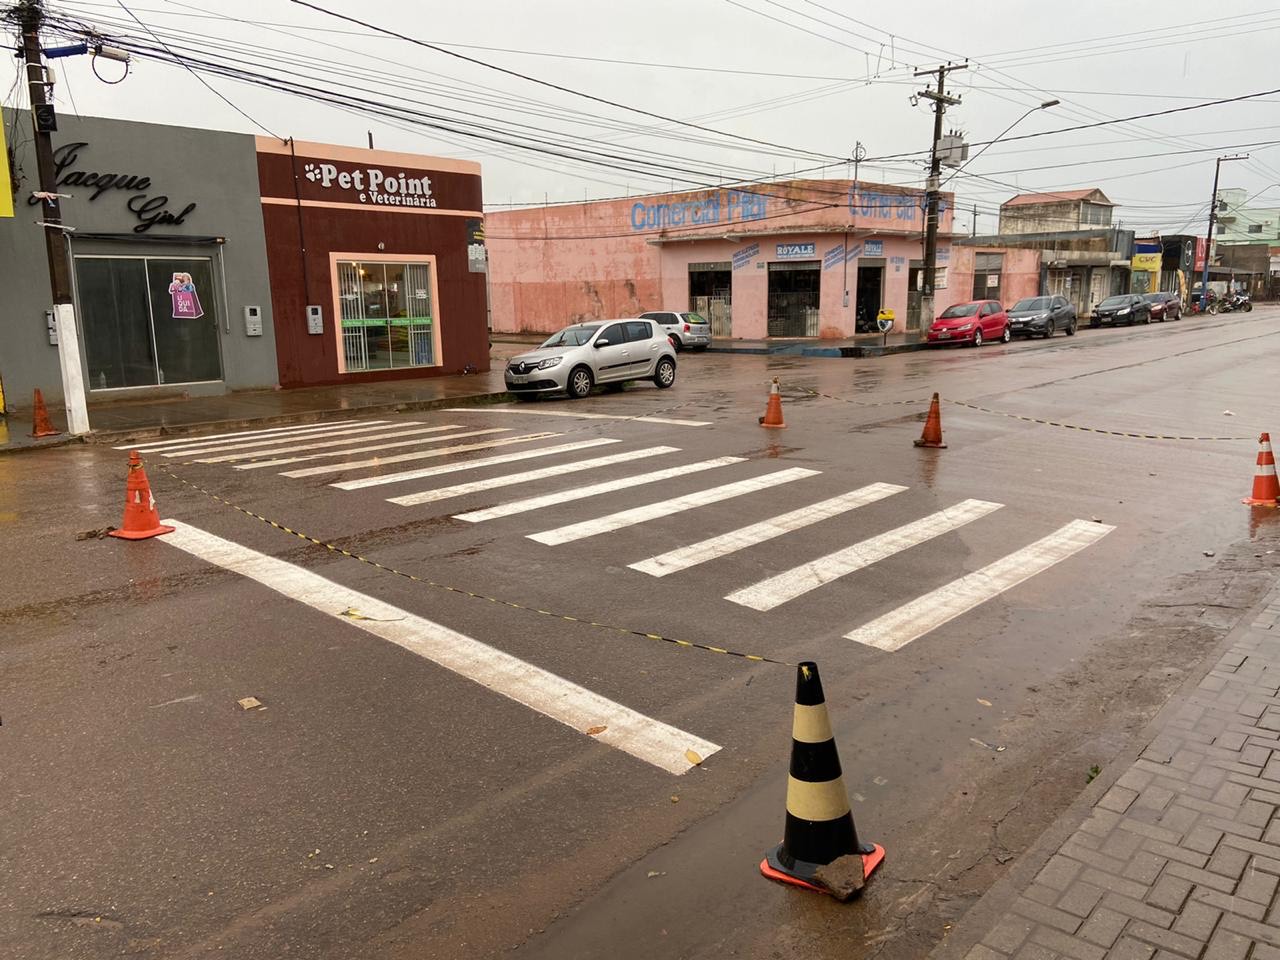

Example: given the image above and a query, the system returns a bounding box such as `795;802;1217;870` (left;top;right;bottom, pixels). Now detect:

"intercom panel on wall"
244;306;263;337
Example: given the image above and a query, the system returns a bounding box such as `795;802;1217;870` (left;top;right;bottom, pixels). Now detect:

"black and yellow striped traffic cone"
760;661;885;899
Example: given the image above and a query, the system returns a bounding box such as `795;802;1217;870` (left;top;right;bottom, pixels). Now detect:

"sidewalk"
0;368;509;453
707;330;929;357
938;586;1280;960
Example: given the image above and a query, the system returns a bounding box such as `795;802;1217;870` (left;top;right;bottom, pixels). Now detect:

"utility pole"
915;62;966;332
18;0;89;434
1200;153;1248;307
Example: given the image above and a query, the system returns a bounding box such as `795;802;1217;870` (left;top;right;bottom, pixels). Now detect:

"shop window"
971;252;1003;301
75;255;222;390
337;260;437;372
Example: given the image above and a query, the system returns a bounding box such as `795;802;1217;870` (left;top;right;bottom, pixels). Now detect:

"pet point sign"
303;161;438;208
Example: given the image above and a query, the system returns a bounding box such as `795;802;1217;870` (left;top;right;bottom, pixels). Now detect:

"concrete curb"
705;341;931;358
0;389;514;453
927;581;1280;960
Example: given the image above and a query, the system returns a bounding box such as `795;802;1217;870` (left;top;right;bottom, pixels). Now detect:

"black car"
1141;291;1182;321
1007;295;1077;338
1090;294;1152;327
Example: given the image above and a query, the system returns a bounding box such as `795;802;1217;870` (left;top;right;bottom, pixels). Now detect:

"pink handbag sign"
168;272;204;319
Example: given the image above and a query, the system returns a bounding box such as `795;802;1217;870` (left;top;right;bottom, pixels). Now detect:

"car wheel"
1044;320;1055;339
1001;325;1012;344
1066;320;1077;336
971;328;984;347
653;356;676;389
669;336;683;352
567;365;593;399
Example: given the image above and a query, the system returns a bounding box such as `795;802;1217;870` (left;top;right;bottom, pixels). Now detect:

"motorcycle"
1231;292;1253;313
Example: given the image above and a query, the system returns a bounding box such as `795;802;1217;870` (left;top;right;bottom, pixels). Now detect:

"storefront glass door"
337;260;436;372
75;255;222;390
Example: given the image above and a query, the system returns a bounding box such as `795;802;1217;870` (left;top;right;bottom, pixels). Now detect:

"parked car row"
928;289;1193;348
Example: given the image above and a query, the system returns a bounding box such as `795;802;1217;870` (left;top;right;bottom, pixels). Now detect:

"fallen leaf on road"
324;863;335;870
585;725;607;736
647;871;666;878
237;697;263;711
670;795;679;803
368;858;378;864
1204;551;1216;558
977;698;992;707
970;737;1006;752
685;749;703;766
1223;410;1236;416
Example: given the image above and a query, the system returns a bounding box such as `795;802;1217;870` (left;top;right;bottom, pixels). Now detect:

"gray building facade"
1;110;278;408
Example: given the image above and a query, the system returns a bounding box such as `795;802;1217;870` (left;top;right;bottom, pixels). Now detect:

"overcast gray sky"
6;0;1280;234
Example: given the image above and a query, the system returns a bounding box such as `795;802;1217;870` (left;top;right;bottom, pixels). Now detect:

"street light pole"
1200;153;1249;307
17;0;90;434
915;62;966;333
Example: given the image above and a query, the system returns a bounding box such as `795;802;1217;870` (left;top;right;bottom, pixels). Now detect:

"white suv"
505;319;678;399
639;311;712;351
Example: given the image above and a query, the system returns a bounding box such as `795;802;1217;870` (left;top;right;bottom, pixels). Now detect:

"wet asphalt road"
3;310;1280;960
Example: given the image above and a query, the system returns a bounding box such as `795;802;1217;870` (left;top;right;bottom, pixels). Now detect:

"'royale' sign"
303;162;437;208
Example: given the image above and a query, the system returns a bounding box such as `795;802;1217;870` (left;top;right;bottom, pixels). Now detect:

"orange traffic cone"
1243;433;1280;506
30;388;61;438
913;392;947;449
759;377;785;428
109;451;176;540
760;662;884;900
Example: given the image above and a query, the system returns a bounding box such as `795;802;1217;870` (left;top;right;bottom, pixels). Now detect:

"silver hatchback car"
504;319;678;399
639;311;712;351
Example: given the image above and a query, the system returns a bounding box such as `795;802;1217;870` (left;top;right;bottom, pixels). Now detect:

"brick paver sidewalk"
962;593;1280;960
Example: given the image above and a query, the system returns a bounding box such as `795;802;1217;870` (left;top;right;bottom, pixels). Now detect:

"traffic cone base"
30;388;60;438
1243;433;1279;506
914;392;946;448
759;377;785;429
108;451;175;540
759;842;885;897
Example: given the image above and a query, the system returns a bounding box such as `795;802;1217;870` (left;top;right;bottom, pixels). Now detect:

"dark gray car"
1007;295;1077;338
1091;294;1153;327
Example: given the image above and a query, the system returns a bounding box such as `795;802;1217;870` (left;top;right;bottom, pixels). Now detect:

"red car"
1141;291;1182;321
927;299;1011;347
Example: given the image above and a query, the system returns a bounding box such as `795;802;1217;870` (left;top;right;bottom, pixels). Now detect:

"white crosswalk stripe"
725;498;1004;612
455;456;744;523
282;432;566;480
845;519;1115;652
163;420;409;458
528;467;820;546
234;428;512;470
443;407;710;427
161;521;720;775
328;438;619;489
118;418;373;451
388;446;681;507
195;424;469;463
629;482;908;578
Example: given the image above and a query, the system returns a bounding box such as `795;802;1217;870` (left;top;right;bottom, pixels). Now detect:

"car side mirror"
594;339;609;348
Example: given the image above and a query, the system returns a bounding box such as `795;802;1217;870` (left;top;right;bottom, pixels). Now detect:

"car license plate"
938;332;951;339
509;374;528;383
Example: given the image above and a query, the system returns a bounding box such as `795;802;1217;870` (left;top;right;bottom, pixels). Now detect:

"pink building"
487;179;966;338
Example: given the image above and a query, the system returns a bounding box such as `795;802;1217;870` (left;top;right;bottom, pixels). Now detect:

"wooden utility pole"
915;62;966;332
18;0;89;433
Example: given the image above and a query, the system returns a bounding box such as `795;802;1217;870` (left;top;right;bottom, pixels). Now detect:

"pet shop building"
0;110;488;409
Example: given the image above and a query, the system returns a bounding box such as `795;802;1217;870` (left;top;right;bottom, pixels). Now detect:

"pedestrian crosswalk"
136;413;1115;653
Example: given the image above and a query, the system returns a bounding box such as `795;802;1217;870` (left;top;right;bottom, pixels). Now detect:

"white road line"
389;445;681;507
725;498;1004;612
163;421;410;458
845;519;1115;653
235;429;512;470
630;482;909;578
329;438;621;490
118;419;372;451
283;432;565;480
195;424;465;463
528;467;820;546
455;456;744;523
161;522;719;775
443;406;711;427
